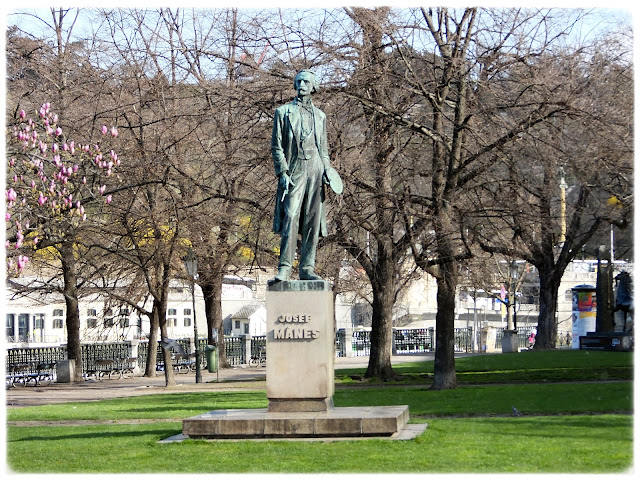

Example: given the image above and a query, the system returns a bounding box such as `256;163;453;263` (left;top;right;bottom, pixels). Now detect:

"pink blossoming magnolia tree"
6;103;121;381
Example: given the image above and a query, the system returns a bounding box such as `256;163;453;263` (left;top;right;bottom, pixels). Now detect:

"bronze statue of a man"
271;70;336;282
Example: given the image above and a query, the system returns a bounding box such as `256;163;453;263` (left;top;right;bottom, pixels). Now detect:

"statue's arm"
319;113;331;171
271;108;289;176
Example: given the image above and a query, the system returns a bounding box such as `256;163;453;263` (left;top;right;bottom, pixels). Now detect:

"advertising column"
571;285;597;349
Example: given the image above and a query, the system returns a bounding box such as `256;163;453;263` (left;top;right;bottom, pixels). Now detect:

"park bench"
172;353;196;374
85;357;138;380
6;362;55;387
6;363;30;388
116;357;137;379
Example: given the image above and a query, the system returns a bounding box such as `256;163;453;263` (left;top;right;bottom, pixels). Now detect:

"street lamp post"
184;248;202;384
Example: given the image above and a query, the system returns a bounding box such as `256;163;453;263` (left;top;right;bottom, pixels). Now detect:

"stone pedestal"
180;279;414;440
55;359;76;383
501;330;519;353
265;280;334;412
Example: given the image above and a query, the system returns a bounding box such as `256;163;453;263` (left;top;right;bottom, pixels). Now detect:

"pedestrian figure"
527;332;535;350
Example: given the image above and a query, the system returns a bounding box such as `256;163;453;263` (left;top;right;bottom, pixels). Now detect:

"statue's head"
294;70;318;94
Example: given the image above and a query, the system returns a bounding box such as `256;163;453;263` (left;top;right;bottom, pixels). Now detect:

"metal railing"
7;327;570;372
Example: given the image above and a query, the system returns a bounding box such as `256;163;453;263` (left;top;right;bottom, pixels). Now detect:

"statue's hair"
294;70;318;93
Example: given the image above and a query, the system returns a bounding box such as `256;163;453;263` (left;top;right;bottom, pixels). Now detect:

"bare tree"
471;28;633;348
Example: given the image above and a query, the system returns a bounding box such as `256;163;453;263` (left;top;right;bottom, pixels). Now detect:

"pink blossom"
99;185;106;195
55;127;62;136
6;188;17;202
19;109;26;119
38;193;47;206
102;125;108;135
5;213;11;221
106;195;112;204
17;255;29;271
110;126;118;138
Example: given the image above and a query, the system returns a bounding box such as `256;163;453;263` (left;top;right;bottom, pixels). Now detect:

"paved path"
5;354;435;408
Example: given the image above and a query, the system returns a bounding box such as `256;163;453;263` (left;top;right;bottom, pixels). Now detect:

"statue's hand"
279;172;294;201
279;172;293;190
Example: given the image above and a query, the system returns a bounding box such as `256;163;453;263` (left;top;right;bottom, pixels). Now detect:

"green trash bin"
205;345;217;373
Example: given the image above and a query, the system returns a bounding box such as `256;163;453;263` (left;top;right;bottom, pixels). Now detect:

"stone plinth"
55;359;75;383
179;279;414;441
182;405;410;439
265;280;334;412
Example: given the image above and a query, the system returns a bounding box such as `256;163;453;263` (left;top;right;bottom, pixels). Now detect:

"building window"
235;320;240;330
119;317;130;328
53;308;64;330
184;317;192;327
244;322;249;334
104;317;114;328
88;308;97;317
87;318;98;328
168;308;177;316
6;314;15;338
33;314;45;329
17;313;30;341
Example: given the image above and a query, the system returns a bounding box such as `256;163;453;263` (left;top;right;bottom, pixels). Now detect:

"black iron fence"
6;327;572;371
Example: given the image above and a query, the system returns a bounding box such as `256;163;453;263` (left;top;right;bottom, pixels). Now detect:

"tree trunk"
59;241;83;382
535;266;561;349
144;310;159;377
201;276;230;368
155;298;176;387
431;258;458;390
365;244;395;380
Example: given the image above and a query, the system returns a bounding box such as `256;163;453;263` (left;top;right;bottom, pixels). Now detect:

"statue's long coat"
271;97;330;237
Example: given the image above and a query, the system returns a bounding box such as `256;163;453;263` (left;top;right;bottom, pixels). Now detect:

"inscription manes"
273;313;320;340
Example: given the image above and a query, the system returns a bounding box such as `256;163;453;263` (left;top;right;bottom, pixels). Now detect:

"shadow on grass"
466;415;632;442
10;426;181;443
109;391;268;415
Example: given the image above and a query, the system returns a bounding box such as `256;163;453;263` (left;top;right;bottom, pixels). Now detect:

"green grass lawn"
7;381;632;422
6;415;632;473
337;349;634;384
6;350;634;473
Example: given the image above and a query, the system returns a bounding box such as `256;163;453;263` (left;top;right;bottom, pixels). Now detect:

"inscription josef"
276;314;311;324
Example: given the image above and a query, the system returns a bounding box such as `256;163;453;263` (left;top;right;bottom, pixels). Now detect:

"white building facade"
4;260;632;349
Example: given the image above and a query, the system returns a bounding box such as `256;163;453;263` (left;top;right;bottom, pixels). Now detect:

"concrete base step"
182;405;410;439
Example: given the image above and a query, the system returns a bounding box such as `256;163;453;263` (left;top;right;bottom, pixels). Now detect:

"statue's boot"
272;266;291;282
300;268;322;281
